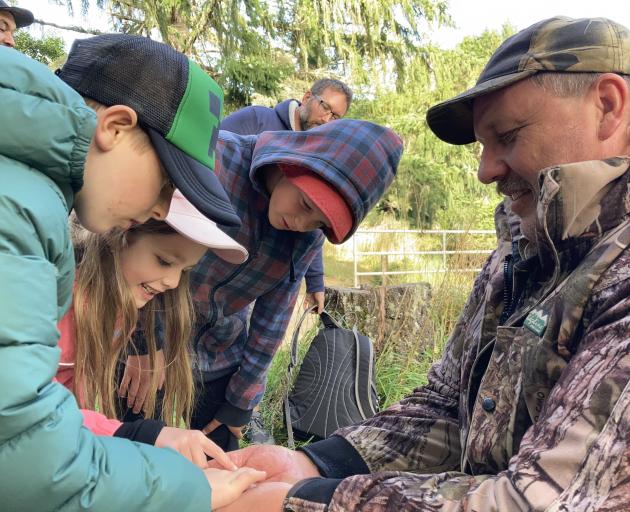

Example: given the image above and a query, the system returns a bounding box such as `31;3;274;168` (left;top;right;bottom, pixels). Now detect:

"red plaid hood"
250;119;403;243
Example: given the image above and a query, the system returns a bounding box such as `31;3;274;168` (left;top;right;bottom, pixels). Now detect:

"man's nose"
477;145;508;185
2;33;15;48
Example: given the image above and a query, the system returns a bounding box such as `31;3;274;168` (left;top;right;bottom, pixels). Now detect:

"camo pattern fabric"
285;158;630;511
518;17;630;75
426;17;630;146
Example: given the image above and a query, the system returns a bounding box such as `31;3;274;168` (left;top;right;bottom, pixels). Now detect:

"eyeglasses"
312;94;343;121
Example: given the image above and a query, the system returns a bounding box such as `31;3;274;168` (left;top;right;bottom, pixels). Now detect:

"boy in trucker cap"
0;34;263;511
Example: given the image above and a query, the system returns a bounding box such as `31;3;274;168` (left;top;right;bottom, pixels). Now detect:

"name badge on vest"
524;308;549;336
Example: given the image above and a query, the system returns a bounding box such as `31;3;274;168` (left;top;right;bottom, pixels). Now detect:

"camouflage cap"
426;16;630;145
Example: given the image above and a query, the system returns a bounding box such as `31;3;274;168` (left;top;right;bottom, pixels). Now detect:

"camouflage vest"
462;158;630;474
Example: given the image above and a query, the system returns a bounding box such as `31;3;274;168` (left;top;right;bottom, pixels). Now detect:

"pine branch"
34;18;106;35
181;0;221;55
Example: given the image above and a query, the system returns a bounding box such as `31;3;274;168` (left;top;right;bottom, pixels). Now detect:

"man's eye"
498;129;518;145
302;200;312;212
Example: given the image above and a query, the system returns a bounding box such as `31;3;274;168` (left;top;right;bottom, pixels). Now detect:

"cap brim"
285;169;353;244
166;189;248;264
147;128;241;227
426;70;537;145
1;6;34;28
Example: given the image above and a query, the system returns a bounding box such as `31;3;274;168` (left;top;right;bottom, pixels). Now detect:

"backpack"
284;307;379;448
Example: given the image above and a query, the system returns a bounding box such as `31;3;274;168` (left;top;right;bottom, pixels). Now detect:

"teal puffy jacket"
0;48;211;510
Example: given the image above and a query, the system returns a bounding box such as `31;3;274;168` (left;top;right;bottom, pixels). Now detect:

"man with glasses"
0;0;33;47
220;78;353;445
222;78;352;135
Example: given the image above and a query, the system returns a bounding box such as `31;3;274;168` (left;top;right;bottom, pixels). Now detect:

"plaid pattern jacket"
190;121;402;423
220;99;326;293
288;158;630;511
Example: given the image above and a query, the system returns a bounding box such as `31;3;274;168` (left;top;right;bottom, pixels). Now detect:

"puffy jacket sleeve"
0;178;211;511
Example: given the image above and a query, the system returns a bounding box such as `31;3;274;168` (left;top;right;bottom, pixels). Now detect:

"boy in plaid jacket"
137;120;402;449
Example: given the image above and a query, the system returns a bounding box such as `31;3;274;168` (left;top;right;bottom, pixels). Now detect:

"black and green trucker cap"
57;34;241;227
427;16;630;145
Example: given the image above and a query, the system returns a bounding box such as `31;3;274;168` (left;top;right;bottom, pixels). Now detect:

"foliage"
273;0;451;83
47;3;512;229
220;52;295;107
258;255;476;444
14;31;65;67
57;0;451;107
351;26;515;229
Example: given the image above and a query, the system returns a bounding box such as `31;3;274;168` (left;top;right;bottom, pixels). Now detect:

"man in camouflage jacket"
213;16;630;511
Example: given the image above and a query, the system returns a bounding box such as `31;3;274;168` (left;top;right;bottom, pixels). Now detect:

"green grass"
251;245;477;447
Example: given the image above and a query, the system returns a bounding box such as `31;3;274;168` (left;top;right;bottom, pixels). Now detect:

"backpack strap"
320;311;342;329
353;326;379;419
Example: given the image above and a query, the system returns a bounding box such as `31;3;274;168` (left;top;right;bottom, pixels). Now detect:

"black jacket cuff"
214;402;252;426
113;419;165;445
299;435;370;478
286;477;341;508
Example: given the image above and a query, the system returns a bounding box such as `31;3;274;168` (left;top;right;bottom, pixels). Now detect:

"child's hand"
205;467;267;510
304;291;325;314
118;350;166;413
155;426;237;470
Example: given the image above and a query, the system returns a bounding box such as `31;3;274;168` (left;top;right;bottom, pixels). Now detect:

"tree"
14;31;65;67
46;2;509;229
352;26;515;229
55;0;450;106
274;0;450;79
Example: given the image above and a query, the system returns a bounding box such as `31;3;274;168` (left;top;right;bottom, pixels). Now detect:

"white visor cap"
165;189;248;265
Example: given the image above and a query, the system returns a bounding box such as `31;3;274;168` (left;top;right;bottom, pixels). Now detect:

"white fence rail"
350;229;495;287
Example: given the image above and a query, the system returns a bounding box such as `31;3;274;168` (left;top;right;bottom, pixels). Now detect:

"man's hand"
216;481;292;512
155;426;238;470
305;291;325;314
207;445;321;484
203;418;244;440
118;350;166;413
205;467;267;510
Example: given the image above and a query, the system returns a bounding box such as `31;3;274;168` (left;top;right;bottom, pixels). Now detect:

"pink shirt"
56;306;122;436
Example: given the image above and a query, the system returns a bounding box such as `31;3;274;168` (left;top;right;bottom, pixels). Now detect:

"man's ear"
301;90;312;104
594;73;629;142
92;105;139;151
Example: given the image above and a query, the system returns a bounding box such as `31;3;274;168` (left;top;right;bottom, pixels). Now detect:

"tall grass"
253;225;486;446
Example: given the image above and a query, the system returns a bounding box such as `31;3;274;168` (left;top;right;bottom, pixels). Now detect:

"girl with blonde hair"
57;191;249;468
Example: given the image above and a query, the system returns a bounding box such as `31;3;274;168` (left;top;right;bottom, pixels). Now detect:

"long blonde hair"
71;218;195;427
